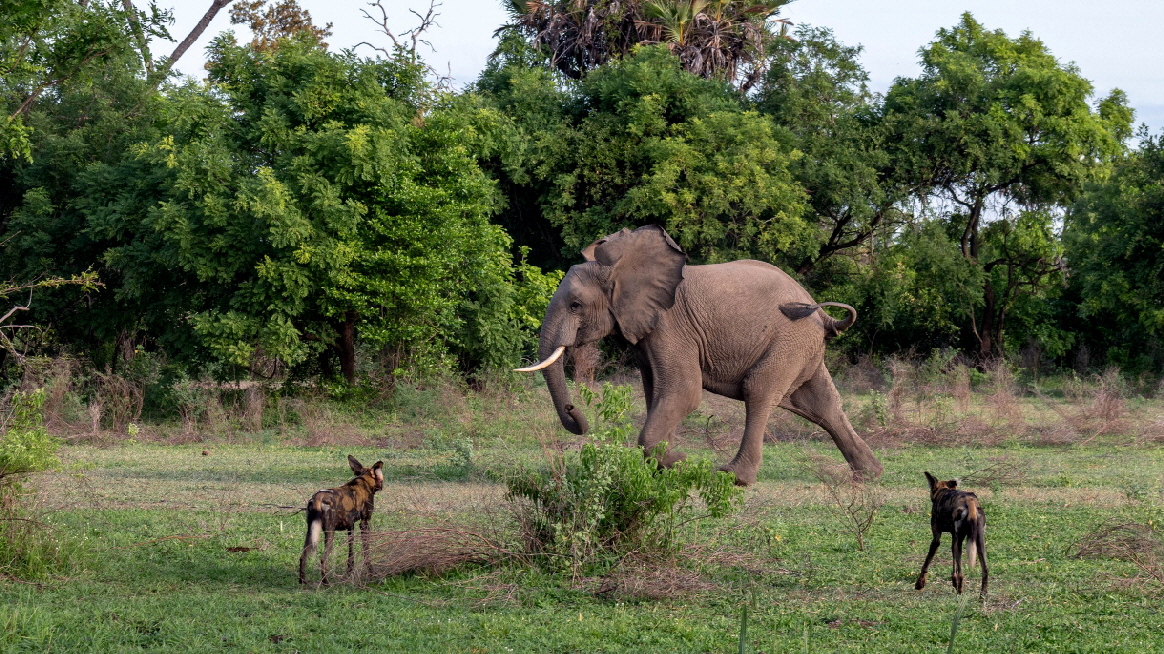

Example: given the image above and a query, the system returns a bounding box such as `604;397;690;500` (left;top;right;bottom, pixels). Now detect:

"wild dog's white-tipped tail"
307;518;322;548
514;346;566;372
968;537;978;569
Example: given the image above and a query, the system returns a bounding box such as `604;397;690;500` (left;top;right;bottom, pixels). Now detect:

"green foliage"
0;0;168;161
821;219;980;353
3;32;553;379
483;45;809;265
0;390;59;497
879;12;1131;358
1065;133;1164;371
507;382;743;571
755;25;905;275
0;389;69;580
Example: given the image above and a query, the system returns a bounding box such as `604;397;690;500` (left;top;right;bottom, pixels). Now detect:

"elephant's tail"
780;302;857;339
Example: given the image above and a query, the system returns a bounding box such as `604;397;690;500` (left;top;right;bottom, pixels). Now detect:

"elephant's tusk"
514;346;566;372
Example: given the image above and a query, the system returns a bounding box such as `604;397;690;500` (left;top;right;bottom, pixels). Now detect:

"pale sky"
161;0;1164;135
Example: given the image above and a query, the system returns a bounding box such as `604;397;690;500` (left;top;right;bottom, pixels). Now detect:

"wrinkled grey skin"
530;225;882;485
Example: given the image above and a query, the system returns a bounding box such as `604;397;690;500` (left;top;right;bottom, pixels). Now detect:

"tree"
881;13;1132;360
1064;132;1164;371
101;37;540;381
480;45;809;267
1;0;168;161
754;25;907;277
503;0;787;90
0;0;168;370
228;0;332;51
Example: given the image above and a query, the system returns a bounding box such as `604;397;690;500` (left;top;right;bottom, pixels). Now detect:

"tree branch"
165;0;233;73
121;0;154;73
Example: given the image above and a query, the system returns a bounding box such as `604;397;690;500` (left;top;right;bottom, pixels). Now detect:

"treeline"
1;0;1162;388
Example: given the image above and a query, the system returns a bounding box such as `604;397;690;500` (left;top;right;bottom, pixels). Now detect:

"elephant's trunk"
539;341;588;435
541;347;588;435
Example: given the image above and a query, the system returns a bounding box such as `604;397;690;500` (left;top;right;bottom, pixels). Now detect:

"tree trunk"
317;346;335;378
338;312;356;384
978;279;997;361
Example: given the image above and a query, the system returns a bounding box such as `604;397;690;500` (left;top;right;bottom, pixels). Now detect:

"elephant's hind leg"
779;363;883;480
719;399;776;485
720;363;802;486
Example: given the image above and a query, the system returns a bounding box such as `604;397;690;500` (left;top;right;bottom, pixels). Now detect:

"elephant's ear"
580;228;632;262
593;225;686;344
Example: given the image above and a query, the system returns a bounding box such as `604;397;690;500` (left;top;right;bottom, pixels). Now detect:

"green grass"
4;380;1164;652
6;363;1164;647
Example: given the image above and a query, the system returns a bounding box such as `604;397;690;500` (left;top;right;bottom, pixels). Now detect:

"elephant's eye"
569;301;583;312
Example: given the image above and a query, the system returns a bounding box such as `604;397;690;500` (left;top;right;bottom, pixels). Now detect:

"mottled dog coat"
915;471;989;595
298;455;384;585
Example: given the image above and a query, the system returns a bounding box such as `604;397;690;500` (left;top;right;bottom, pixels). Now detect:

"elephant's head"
516;225;687;434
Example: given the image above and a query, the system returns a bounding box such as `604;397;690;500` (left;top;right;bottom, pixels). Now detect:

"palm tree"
502;0;789;89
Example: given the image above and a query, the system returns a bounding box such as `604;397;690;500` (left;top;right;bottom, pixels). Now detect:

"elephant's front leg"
637;373;701;468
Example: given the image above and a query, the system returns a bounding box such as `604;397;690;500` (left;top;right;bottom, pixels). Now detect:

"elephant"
516;225;882;484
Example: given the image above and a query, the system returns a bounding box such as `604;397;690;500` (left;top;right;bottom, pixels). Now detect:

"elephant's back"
682;260;815;305
670;261;827;382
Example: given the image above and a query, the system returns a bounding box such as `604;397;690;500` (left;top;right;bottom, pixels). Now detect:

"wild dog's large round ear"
373;461;384;470
924;471;938;488
948;479;958;488
348;455;365;474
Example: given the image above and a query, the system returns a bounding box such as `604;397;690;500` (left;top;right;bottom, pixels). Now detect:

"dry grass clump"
837;354;886;394
1074;519;1164;588
983;359;1024;428
1080;368;1130;436
959;455;1028;489
286;398;369;447
802;452;886;551
354;528;513;581
591;558;716;600
851;355;1164;447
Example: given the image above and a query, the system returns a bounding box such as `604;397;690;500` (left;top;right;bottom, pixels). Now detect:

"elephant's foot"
657;449;687;468
717;462;758;486
850;459;884;482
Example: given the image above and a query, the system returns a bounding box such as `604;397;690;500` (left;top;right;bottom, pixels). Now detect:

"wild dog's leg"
360;517;373;572
321;529;335;586
915;531;941;590
951;533;965;594
977;525;989;595
299;515;321;584
347;528;356;576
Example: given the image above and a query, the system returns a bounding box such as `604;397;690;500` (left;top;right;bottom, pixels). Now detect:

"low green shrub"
0;390;59;499
507;383;743;573
1;389;73;579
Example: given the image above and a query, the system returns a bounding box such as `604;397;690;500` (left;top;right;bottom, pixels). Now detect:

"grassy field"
3;373;1164;653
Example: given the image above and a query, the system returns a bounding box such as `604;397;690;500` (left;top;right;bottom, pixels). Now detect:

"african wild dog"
915;471;989;595
298;455;384;585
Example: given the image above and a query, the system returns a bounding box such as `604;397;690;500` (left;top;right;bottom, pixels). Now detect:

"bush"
0;390;59;501
1;389;70;579
507;383;743;573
